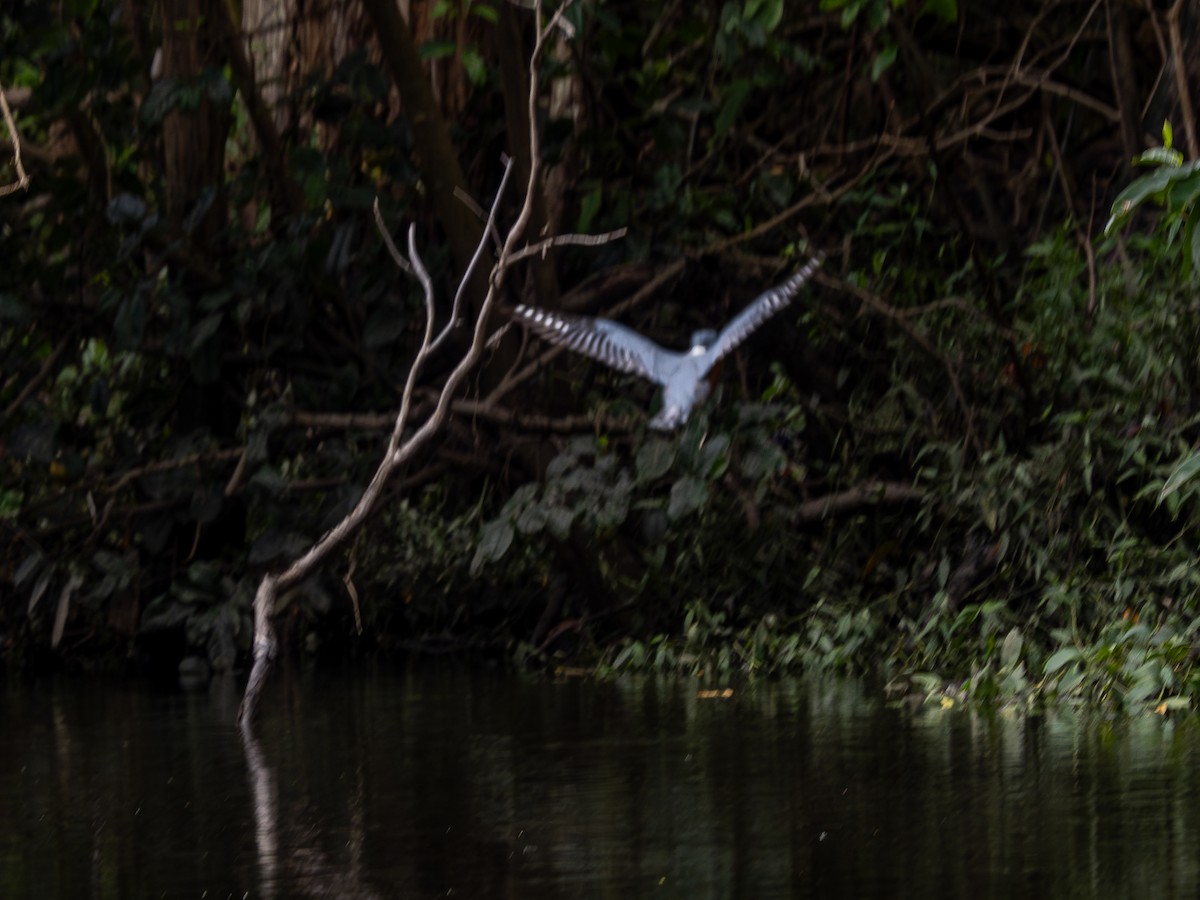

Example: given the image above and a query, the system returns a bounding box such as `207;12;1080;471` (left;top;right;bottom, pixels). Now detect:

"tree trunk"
159;0;229;253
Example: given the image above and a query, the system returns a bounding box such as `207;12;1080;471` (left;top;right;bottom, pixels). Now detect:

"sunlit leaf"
1134;146;1183;168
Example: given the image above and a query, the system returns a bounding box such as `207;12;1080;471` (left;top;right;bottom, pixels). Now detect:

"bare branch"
507;227;629;266
0;81;29;197
1166;0;1198;158
436;156;517;352
372;198;413;274
239;0;577;727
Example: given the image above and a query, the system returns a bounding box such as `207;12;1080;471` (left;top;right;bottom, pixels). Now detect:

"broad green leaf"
1105;162;1200;235
1159;451;1200;503
1134;146;1184;168
922;0;957;22
462;49;487;86
1044;646;1081;675
637;438;676;482
516;502;548;535
667;476;708;521
1000;627;1023;669
470;520;513;574
749;0;784;32
870;43;898;82
1190;206;1200;275
418;40;455;60
471;4;498;23
545;506;574;540
1158;696;1191;711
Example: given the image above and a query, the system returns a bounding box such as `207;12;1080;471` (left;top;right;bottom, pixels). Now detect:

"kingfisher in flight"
513;253;824;430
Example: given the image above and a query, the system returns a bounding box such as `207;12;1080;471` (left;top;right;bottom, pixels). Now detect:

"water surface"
2;667;1198;898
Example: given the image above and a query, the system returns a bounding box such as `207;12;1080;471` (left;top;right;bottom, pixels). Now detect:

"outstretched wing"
704;253;824;367
513;304;667;383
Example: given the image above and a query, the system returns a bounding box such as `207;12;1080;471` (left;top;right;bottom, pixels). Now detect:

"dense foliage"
5;0;1200;712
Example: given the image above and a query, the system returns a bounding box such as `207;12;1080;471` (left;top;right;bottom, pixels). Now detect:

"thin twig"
1;338;69;427
436;157;517;353
0;82;30;196
506;227;628;265
1166;0;1198;158
831;274;981;458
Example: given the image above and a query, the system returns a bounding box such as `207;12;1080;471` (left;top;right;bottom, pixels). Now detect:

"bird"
513;253;824;430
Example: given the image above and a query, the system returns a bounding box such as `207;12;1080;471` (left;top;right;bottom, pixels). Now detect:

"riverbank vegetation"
4;0;1200;713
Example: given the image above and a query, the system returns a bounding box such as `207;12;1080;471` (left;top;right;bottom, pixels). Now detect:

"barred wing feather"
704;253;824;368
514;305;662;381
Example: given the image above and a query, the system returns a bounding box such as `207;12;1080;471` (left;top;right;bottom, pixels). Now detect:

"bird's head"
688;328;718;354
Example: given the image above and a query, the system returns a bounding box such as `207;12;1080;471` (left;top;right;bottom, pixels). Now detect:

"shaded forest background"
4;0;1200;708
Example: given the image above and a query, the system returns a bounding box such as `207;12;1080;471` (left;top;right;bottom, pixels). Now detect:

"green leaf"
470;519;513;574
29;568;53;615
140;78;182;126
190;312;223;350
749;0;784;32
462;48;488;86
1163;119;1174;150
1000;627;1023;669
15;552;42;587
418;40;456;60
515;502;548;535
921;0;957;22
667;476;708;521
636;438;675;482
52;571;83;649
471;3;498;23
1104;162;1200;235
870;43;898;82
740;444;786;481
1189;207;1200;275
1159;451;1200;503
1134;146;1184;167
714;79;752;138
545;506;574;540
1044;646;1081;675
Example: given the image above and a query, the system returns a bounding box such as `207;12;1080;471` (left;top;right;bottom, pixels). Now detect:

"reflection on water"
2;666;1199;898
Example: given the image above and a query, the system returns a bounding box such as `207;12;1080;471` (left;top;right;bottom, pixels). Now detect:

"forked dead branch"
237;0;602;727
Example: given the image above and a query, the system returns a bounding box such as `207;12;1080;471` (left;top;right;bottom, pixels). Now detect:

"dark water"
2;667;1199;899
